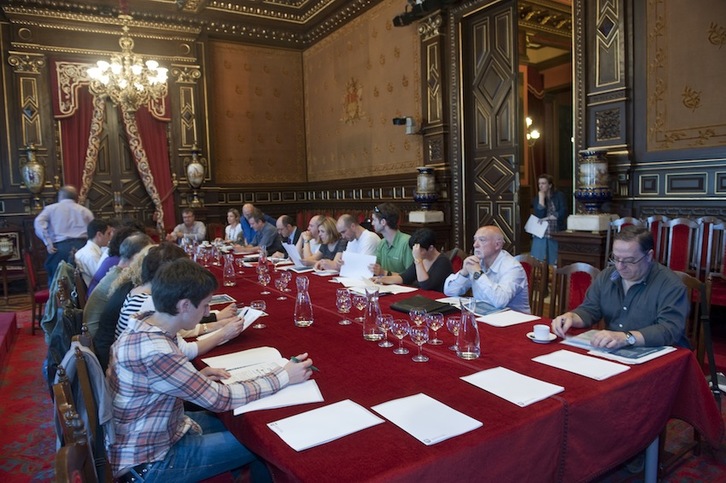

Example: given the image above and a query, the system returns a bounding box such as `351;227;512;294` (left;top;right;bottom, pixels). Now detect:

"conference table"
197;263;723;482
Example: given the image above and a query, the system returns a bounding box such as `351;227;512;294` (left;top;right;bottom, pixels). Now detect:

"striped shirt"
107;313;289;476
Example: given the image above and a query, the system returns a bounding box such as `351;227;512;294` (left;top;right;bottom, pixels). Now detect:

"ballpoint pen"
290;356;320;372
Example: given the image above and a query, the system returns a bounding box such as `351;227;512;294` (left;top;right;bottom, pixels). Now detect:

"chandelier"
87;15;168;112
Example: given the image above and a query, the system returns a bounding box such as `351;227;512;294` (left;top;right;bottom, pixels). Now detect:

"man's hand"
201;366;230;381
369;262;383;276
460;255;480;277
551;312;580;338
46;242;57;254
590;330;630;350
284;353;313;384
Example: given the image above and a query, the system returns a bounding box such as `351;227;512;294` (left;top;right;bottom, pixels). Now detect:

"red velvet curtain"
52;85;94;190
135;107;175;230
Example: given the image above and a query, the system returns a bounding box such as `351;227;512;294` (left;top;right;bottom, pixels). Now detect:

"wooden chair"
207;222;225;241
24;250;49;335
549;262;601;319
658;271;721;478
695;216;722;281
73;265;88;310
665;217;699;275
646;215;670;264
446;247;466;274
704;222;726;308
54;366;98;482
514;253;548;317
604;217;644;263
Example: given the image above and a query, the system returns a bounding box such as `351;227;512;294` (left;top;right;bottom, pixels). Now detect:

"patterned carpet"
0;308;724;482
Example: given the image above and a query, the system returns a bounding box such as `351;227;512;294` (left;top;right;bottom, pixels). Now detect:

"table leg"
1;263;7;304
643;435;659;483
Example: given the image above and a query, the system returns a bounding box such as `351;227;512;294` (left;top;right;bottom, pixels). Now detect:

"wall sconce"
392;116;419;135
526;117;540;147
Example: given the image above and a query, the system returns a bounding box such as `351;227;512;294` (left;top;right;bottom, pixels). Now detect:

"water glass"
426;313;444;345
446;316;461;351
408;307;426;326
258;270;271;295
336;288;353;325
280;271;293;292
275;277;287;300
409;325;430;362
391;319;410;355
376;314;394;348
250;300;267;329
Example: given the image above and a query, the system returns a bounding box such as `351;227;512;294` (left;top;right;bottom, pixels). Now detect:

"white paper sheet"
477;310;541;327
524;214;548;238
371;393;482;445
196;307;266;341
280;243;314;272
532;349;630;380
339;252;376;279
461;367;564;407
202;346;284;371
234;380;324;415
267;399;385;451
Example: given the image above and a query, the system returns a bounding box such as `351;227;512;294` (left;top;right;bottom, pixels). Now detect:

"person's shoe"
625;452;645;474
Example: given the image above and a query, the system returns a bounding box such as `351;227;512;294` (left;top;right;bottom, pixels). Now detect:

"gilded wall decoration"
303;0;422;182
647;0;726;150
207;41;306;184
342;78;365;124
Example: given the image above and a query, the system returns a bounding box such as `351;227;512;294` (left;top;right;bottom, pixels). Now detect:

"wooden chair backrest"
665;217;699;274
446;247;466;274
514;253;548;317
673;271;707;367
550;262;601;319
604;217;645;262
73;266;88;309
646;215;670;264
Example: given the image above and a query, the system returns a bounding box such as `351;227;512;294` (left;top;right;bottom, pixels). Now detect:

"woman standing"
531;173;568;264
225;208;243;242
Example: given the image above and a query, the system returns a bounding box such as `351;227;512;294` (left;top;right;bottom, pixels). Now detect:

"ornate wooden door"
84;100;157;223
461;1;520;249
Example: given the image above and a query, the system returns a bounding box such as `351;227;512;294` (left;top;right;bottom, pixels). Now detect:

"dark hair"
182;208;195;216
538;173;554;186
614;226;654;254
248;208;265;224
373;202;401;230
119;233;152;260
408;228;437;250
152;258;218;315
86;219;109;239
279;214;295;227
107;226;139;257
141;242;187;284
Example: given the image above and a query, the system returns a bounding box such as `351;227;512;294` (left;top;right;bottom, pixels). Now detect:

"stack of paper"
561;329;677;364
478;310;541;327
267;399;384;451
371;393;482;445
461;367;564;407
234;380;324;415
533;349;630;380
201;346;288;384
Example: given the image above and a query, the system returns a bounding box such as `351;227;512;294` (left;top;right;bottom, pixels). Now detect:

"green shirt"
376;230;413;274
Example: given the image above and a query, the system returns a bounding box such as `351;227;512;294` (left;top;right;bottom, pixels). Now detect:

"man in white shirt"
443;225;530;314
75;218;113;286
337;214;380;256
166;208;207;244
299;214;323;258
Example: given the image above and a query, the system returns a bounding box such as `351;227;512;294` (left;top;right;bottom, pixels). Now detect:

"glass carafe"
456;297;480;359
293;275;314;327
362;287;384;341
223;253;236;287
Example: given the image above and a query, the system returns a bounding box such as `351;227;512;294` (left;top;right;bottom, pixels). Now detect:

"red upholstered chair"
24;250;49;335
665;217;699;275
705;222;726;308
646;215;670;264
446;247;466;274
694;217;722;281
604;217;644;263
549;262;601;319
514;253;548;317
206;222;225;241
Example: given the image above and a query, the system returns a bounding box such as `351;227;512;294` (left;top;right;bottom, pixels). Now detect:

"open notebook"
281;243;314;273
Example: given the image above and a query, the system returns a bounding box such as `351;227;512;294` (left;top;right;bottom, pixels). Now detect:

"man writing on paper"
108;258;313;482
443;225;530;313
552;226;688;348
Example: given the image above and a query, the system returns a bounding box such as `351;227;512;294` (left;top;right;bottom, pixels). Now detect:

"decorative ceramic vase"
413;166;438;210
0;237;12;256
574;149;611;214
186;144;205;207
20;144;45;213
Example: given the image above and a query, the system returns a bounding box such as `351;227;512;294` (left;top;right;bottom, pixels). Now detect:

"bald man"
443;225;530;313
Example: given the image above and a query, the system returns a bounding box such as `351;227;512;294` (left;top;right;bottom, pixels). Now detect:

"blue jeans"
141;411;271;483
531;236;558;265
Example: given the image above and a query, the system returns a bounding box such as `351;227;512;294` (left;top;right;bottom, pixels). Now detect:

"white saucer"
527;332;556;344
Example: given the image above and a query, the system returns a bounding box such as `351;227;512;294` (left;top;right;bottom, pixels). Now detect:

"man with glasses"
552;226;688;348
443;225;530;313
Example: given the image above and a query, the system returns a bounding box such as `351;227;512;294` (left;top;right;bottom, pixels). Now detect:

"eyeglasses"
609;254;647;266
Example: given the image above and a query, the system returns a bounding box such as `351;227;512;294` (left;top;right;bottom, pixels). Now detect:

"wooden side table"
0;253;11;304
551;230;608;269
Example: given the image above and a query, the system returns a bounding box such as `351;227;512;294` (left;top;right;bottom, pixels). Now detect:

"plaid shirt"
107;313;289;476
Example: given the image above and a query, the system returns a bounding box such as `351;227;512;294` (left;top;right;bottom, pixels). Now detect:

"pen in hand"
290;356;320;372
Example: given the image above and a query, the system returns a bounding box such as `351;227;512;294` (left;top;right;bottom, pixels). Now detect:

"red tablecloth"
198;266;723;482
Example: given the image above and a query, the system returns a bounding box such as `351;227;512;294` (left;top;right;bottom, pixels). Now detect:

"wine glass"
250;300;267;329
391;319;410;355
352;294;367;324
280;271;293;292
376;314;394;348
409;324;430;362
426;313;444;345
336;288;353;325
274;276;287;300
258;270;271;295
446;316;461;351
235;256;245;275
408;307;426;326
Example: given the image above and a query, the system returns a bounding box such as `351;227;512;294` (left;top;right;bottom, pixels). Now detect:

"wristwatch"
624;331;636;346
472;271;482;281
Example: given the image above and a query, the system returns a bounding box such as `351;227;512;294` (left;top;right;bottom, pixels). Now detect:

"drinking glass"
446;316;461;351
426;313;444;345
409;324;430;362
376;314;394;348
250;300;267;329
336;288;353;325
352;294;367;324
275;276;287;300
280;271;293;292
258;270;271;295
235;257;245;275
258;245;267;265
391;319;410;355
408;307;426;326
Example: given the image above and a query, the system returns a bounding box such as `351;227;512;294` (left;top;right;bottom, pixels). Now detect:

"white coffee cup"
533;324;551;341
